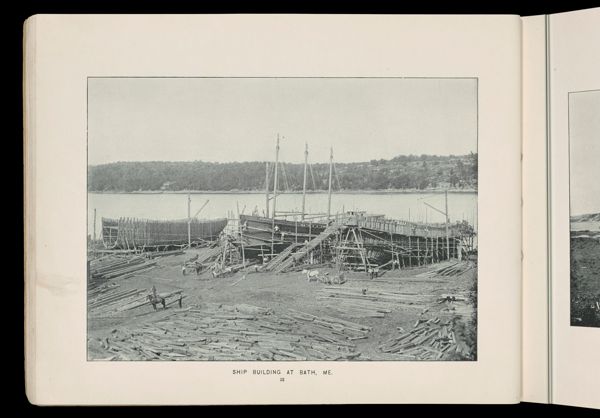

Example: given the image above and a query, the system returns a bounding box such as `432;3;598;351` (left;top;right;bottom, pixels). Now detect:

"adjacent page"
547;8;600;410
521;14;549;405
24;14;522;405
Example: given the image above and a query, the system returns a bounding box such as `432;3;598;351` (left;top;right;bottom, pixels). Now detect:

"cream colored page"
548;8;600;409
24;15;38;405
25;14;522;405
521;14;549;404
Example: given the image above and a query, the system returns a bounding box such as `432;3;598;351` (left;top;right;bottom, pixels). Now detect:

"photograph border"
567;87;600;329
86;75;480;362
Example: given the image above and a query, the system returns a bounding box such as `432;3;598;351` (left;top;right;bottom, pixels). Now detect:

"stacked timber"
196;245;224;264
88;284;185;317
89;255;157;284
94;303;371;361
145;249;185;259
416;261;474;278
436;293;474;318
183;239;258;277
88;282;120;299
378;317;471;360
318;286;435;318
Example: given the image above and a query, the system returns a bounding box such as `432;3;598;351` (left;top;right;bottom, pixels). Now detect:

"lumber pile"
436;293;474;318
181;238;259;278
318;286;434;318
95;303;371;361
195;245;224;264
415;261;474;278
89;255;157;284
89;284;185;317
379;316;471;360
144;249;185;259
286;262;333;272
87;281;120;299
211;260;258;278
88;287;148;317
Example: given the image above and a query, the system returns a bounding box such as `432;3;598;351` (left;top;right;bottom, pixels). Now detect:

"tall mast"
445;189;450;260
264;162;270;218
301;143;308;220
270;135;281;257
327;147;333;220
187;193;191;248
272;134;280;219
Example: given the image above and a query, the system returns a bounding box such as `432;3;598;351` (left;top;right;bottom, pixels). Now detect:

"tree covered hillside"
88;153;477;192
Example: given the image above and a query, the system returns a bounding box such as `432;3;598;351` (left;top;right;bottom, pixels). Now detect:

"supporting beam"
265;162;270;218
301;143;308;220
327;147;333;220
187;193;191;248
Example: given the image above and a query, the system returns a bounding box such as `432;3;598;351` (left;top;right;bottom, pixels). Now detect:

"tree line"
88;153;477;192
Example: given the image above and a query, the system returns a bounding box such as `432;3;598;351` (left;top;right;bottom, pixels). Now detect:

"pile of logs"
378;316;470;360
89;255;157;285
88;283;185;317
436;293;474;318
416;261;474;278
95;303;371;361
183;239;259;278
318;286;435;318
196;245;224;264
88;281;120;300
144;249;184;259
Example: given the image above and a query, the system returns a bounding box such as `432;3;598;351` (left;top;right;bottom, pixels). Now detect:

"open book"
23;10;599;407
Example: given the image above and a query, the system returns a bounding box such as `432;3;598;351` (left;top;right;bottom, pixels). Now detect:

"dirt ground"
88;249;477;360
570;231;600;327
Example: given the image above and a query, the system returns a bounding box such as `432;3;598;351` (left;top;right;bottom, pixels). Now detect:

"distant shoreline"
88;189;478;195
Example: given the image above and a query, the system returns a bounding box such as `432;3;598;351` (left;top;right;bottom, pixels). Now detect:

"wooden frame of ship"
237;135;476;272
101;217;228;251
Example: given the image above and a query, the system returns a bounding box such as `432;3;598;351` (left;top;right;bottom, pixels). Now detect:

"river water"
88;191;477;237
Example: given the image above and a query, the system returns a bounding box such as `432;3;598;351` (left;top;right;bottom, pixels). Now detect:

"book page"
521;14;550;404
24;14;522;405
547;7;600;409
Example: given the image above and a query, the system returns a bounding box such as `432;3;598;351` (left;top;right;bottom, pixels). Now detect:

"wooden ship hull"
336;213;474;270
238;214;328;258
102;217;228;249
237;211;475;269
240;214;327;244
233;137;475;269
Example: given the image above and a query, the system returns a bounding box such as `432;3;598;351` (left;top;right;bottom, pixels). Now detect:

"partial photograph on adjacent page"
569;89;600;328
86;77;479;360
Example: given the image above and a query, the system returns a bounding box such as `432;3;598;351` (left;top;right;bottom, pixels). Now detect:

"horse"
147;294;166;310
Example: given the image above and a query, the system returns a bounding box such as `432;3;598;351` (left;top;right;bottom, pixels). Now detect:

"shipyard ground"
88;248;477;360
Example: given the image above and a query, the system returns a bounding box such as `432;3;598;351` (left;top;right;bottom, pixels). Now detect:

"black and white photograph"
86;77;479;361
569;89;600;328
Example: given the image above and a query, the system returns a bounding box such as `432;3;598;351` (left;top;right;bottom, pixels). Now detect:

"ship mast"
264;162;270;218
187;193;191;248
445;189;450;260
272;134;280;219
301;143;308;220
327;147;333;220
271;135;280;257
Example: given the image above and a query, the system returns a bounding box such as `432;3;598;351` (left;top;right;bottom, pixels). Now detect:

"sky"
569;90;600;216
88;77;477;165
